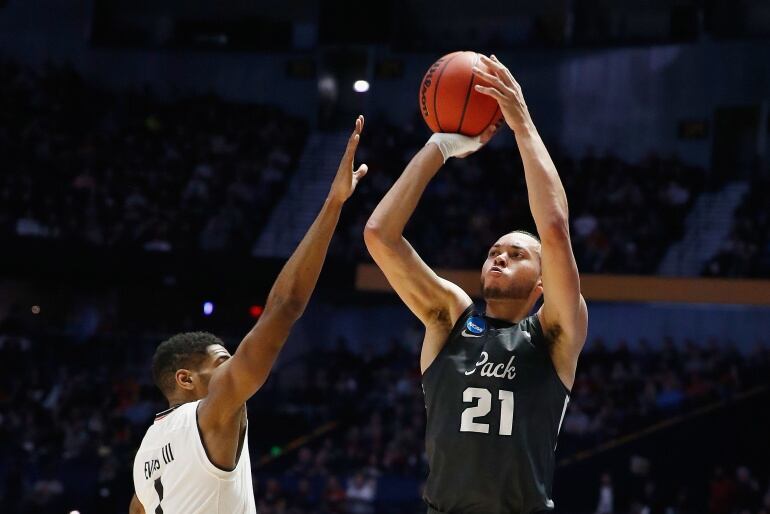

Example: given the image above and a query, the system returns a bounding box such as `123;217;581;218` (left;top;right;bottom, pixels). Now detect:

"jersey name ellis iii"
132;400;256;514
422;306;570;514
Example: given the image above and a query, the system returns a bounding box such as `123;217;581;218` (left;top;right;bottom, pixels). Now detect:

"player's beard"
481;274;537;300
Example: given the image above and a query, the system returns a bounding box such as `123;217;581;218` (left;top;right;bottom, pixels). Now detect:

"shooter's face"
481;232;542;301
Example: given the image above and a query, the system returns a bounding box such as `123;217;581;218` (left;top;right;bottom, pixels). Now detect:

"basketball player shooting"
364;55;588;513
129;117;368;514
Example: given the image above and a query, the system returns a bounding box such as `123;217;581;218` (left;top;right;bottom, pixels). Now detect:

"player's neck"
484;298;532;324
166;392;197;409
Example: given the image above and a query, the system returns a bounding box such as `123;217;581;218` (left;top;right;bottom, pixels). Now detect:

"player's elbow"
286;301;307;322
364;219;393;251
281;296;307;321
266;293;306;323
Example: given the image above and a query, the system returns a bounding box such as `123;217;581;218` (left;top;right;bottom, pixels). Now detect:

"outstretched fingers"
474;84;505;102
471;66;509;92
344;115;365;161
349;116;368;187
480;54;516;88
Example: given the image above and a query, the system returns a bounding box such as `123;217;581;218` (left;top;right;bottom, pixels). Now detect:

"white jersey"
132;400;256;514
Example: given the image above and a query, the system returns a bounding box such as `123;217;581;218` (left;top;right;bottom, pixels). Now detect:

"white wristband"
427;132;483;163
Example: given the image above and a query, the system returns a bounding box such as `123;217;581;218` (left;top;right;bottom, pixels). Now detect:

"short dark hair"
509;229;541;243
151;332;223;397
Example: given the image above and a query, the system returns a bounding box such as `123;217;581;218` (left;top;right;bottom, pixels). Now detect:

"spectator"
322;476;346;513
709;467;736;514
735;466;761;511
594;472;614;514
346;471;377;514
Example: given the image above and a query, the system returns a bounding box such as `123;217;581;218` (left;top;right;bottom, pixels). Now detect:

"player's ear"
175;369;195;391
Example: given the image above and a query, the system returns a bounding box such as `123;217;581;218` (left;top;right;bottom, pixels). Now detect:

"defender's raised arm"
199;116;368;429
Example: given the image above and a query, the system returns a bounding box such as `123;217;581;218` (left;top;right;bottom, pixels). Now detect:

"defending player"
130;116;369;514
364;56;588;513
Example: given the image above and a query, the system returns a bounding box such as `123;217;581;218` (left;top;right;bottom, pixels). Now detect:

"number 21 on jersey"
460;387;514;436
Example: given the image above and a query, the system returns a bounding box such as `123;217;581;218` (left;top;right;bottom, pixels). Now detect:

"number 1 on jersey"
154;477;164;514
498;389;514;435
460;387;514;436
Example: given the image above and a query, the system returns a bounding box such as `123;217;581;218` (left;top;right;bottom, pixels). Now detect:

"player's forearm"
265;196;343;321
514;123;570;238
231;200;341;398
365;144;444;245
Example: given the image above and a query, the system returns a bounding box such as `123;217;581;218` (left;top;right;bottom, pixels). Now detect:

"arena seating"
2;308;767;513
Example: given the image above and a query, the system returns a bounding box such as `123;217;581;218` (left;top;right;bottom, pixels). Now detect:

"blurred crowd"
703;170;770;278
2;304;768;513
0;58;307;253
591;464;770;514
560;336;768;448
0;57;712;276
337;119;704;275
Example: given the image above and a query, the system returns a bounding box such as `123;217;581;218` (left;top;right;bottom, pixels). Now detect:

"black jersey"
422;305;571;514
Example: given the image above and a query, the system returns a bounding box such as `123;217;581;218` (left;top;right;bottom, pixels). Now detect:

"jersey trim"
530;313;572;396
195;402;248;474
154;403;184;421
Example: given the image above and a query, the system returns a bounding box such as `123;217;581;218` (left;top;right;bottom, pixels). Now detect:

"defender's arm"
199;116;368;428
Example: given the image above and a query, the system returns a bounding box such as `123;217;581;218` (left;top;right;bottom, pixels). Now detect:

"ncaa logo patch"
466;316;486;335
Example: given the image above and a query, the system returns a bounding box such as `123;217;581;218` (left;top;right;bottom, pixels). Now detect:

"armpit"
543;322;563;347
430;307;454;330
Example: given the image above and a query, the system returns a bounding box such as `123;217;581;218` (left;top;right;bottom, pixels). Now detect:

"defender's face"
194;344;231;397
481;232;542;300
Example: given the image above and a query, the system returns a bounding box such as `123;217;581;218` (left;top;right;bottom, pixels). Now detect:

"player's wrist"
426;133;482;162
509;116;535;136
324;193;346;209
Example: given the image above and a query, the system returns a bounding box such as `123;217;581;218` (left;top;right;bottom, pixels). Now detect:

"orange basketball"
419;51;503;136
